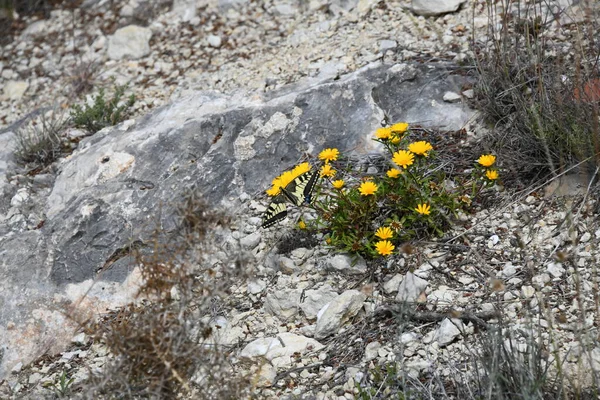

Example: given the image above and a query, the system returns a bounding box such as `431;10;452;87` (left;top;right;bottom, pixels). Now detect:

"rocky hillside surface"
1;0;599;399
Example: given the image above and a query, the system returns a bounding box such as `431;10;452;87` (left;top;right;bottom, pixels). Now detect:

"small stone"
71;332;87;346
412;0;467;16
396;272;428;302
434;318;462;346
28;373;42;385
580;232;591;243
315;290;366;340
11;362;23;374
207;35;222;48
300;285;338;320
240;232;261;250
521;286;535;298
256;363;277;387
264;289;302;319
108;25;152;60
547;262;565;278
325;254;367;275
462;89;475;99
443;91;462;103
248;279;267;294
379;40;397;52
383;274;403;294
3;80;29;100
364;341;381;361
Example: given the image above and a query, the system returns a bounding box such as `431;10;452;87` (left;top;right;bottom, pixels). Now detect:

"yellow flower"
359;181;378;196
293;162;312;176
386;168;402;178
486;169;499;180
408;141;433;157
390;135;402;144
375;227;394;240
298;220;306;230
390;122;409;134
320;164;336;178
415;203;431;215
477;154;496;167
375;240;395;256
375;127;392;140
266;186;280;196
319;148;340;163
332;179;345;189
392;150;415;169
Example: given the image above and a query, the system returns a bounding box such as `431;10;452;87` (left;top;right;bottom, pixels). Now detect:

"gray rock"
324;254;367;275
364;341;381;361
379;40;397;52
107;25;152;60
383;274;403;294
21;20;47;37
0;62;475;379
434;318;462;346
264;289;302;319
396;272;428;302
240;231;261;250
207;35;222;48
2;81;29;100
443;91;462;103
172;0;197;22
300;285;339;320
547;262;565;278
315;290;366;339
248;279;267;294
240;333;324;362
411;0;467;16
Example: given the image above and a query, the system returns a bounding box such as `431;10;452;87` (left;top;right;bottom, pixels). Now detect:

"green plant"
262;123;497;258
14;108;67;169
70;84;135;134
43;370;75;398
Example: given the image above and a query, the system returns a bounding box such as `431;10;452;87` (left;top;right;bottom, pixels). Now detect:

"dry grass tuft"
472;0;600;184
77;192;253;399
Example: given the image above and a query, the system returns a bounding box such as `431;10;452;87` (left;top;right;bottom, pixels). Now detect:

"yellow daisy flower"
392;150;415;169
320;164;336;178
375;127;392;140
375;240;395;256
298;220;307;230
477;154;496;167
387;168;402;178
390;122;409;134
415;203;431;215
375;227;394;240
332;179;345;189
359;181;378;196
390;135;402;144
293;162;312;176
319;148;340;163
408;141;433;157
486;169;499;180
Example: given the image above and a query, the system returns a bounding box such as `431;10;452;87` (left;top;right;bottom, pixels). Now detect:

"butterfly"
262;169;319;228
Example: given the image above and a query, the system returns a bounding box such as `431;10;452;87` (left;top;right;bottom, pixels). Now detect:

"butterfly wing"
261;195;288;228
262;168;320;228
281;170;319;206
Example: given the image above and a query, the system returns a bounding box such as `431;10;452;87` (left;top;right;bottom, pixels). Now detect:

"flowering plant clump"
261;125;499;259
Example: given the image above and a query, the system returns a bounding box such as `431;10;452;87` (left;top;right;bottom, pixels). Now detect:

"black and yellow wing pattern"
262;169;319;228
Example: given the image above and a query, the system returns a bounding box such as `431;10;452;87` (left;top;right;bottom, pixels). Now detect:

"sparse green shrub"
14;109;67;169
70;84;135;134
261;123;498;258
43;370;75;398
